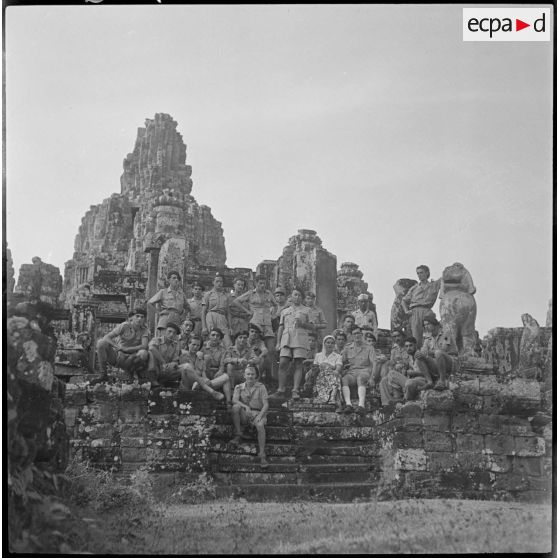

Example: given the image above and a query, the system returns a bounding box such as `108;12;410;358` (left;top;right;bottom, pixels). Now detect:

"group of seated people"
93;271;458;468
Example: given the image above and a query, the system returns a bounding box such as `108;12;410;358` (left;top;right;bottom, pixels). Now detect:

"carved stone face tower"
63;114;227;307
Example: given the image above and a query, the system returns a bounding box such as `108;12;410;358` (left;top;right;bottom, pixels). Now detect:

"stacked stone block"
376;371;550;502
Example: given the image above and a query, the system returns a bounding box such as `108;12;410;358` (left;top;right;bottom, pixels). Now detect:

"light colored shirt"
235;289;277;326
148;336;180;363
202;289;230;314
352;308;378;334
109;321;150;349
307;305;327;329
402;280;441;309
233;381;268;410
342;342;376;371
149;287;187;314
187;297;203;320
314;350;343;370
279;305;311;349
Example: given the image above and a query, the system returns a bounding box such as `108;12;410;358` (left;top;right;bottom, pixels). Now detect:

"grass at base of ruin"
63;498;551;554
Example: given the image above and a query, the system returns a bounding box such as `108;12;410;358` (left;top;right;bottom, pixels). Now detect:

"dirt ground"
75;498;552;554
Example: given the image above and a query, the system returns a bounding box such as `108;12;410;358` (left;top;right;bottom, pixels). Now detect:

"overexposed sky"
5;4;554;335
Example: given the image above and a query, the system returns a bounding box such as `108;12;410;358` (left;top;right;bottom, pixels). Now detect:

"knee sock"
358;386;366;408
342;386;352;406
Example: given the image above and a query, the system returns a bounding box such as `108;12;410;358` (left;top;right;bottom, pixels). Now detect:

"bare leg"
231;403;243;436
292;359;304;393
277;356;291;392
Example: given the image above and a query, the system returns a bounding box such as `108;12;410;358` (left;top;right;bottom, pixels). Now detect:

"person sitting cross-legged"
146;322;182;387
230;365;270;468
94;308;150;384
178;335;224;401
340;325;376;415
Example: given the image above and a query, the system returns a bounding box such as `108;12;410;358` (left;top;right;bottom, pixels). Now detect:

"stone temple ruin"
6;113;553;502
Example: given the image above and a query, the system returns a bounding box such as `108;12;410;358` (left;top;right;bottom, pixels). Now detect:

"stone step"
209;441;295;457
215;482;378;502
212;408;380;427
297;463;376;484
212;463;377;485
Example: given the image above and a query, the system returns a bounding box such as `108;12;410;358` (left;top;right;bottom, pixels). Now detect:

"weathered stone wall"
64;384;216;482
376;372;551;502
7;299;70;540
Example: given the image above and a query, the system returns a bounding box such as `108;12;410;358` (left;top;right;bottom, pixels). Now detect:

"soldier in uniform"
352;293;378;338
95;308;150;384
232;275;278;380
187;282;205;336
147;271;189;335
271;288;313;401
146;322;181;387
201;273;232;348
401;265;441;348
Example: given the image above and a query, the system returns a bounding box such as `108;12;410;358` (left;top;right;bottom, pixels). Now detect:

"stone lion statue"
439;262;477;356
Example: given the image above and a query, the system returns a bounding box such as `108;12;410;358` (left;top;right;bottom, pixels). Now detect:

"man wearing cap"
201;273;233;348
95;308;150;383
187;282;205;336
413;312;458;391
401;265;441;348
232;276;278;378
147;271;189;335
352;294;378;338
146;322;182;387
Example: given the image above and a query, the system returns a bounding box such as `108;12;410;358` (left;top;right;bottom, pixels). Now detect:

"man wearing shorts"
95;308;150;383
146;321;182;387
232;275;278;378
201;273;232;347
147;271;189;335
340;325;376;415
271;288;312;401
230;365;269;468
401;265;441;349
187;282;205;336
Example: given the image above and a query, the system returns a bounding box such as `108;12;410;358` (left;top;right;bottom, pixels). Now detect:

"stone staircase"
207;398;384;501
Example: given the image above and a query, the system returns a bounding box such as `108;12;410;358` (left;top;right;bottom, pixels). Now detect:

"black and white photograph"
4;2;554;554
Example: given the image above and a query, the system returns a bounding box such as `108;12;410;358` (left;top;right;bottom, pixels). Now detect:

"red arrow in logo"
516;19;530;31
